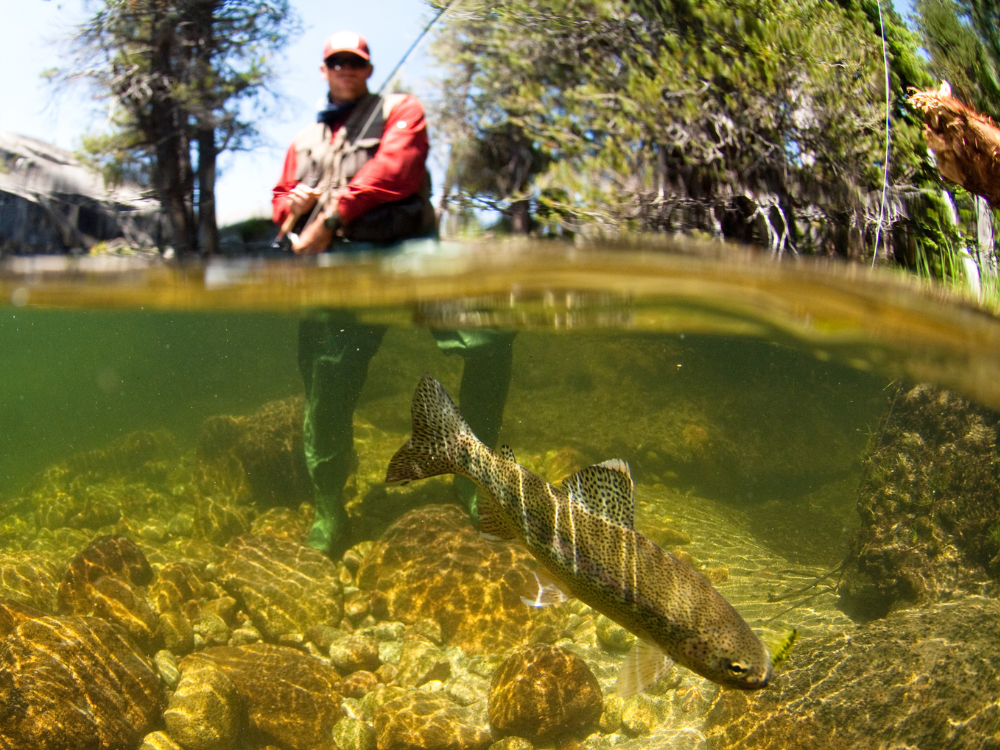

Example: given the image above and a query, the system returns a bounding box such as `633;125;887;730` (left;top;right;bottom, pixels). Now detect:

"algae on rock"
840;383;1000;619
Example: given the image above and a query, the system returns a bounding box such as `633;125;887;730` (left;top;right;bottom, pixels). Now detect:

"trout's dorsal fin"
615;639;674;697
499;445;516;462
559;459;635;528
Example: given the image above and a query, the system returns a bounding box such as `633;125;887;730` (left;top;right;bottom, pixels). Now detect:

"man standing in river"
272;31;514;557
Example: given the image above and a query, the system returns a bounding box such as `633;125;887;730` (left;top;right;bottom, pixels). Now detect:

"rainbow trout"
386;374;772;693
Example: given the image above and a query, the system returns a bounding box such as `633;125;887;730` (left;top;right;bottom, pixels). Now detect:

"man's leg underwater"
431;329;516;521
299;312;386;557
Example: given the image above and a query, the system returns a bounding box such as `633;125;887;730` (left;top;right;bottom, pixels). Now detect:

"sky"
3;0;440;225
5;0;917;227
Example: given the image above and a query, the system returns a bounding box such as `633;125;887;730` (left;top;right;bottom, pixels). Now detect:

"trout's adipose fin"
560;459;635;529
478;488;516;541
616;639;675;697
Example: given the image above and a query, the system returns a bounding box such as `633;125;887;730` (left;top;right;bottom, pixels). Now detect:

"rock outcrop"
839;383;1000;619
0;131;162;255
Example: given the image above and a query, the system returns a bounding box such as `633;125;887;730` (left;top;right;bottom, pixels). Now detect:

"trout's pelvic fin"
616;639;675;698
520;566;572;608
560;459;635;529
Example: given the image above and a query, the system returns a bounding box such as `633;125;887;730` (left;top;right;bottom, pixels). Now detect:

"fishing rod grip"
277;211;300;240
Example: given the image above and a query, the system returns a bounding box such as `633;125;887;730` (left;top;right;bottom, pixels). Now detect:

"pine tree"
430;0;935;258
58;0;295;255
916;0;1000;120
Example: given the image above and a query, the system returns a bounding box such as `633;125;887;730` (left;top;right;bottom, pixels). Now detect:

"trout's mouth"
747;667;772;689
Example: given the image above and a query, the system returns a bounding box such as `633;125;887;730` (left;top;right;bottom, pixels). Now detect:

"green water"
0;306;888;521
3;244;1000;749
0;310;301;494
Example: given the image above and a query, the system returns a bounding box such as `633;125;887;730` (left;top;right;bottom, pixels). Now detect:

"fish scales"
386;374;772;692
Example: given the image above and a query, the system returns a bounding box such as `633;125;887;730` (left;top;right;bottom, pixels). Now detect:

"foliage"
57;0;296;254
75;129;151;189
430;0;940;258
913;0;1000;292
915;0;1000;120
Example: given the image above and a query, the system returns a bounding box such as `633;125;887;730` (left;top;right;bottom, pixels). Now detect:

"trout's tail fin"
386;374;476;483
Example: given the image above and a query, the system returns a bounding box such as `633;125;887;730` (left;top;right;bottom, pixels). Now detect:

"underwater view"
2;243;1000;750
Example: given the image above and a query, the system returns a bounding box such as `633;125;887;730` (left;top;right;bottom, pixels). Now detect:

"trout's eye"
724;660;748;675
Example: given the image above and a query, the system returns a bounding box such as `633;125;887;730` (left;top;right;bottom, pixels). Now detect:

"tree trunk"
197;127;218;254
149;21;197;255
510;200;531;234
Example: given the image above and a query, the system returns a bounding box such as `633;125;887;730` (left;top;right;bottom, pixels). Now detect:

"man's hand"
291;216;333;254
288;185;322;216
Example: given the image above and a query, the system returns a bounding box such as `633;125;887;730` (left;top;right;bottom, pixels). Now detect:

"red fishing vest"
292;93;434;242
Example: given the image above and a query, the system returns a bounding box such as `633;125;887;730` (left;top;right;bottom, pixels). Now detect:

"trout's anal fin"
560;460;635;529
520;567;571;608
615;639;674;697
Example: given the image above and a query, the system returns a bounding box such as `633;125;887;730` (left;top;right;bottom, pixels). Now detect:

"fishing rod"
276;1;458;251
377;0;455;97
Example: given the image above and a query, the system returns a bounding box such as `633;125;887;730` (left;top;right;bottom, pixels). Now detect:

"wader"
295;95;512;556
299;312;515;557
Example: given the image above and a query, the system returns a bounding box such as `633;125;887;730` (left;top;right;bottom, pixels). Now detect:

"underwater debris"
770;628;798;670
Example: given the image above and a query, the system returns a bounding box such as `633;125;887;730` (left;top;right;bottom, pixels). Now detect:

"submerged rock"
197;396;312;510
840;383;1000;619
163;659;241;750
705;596;1000;750
24;431;181;533
374;691;491;750
0;608;165;750
357;505;559;653
332;717;377;750
180;643;342;750
0;553;60;612
58;535;159;650
216;533;343;640
487;644;602;742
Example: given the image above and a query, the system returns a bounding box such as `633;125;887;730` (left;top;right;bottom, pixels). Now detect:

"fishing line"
872;0;891;268
376;0;459;97
355;0;460;139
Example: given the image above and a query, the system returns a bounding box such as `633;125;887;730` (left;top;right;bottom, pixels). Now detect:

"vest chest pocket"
339;137;382;186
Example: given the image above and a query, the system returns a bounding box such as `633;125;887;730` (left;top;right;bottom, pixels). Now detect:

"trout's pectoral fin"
615;639;674;698
520;566;572;608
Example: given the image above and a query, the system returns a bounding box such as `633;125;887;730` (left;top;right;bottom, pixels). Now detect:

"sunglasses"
325;55;369;71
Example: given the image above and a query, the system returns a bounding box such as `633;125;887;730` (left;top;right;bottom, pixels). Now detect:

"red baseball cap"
322;31;370;62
